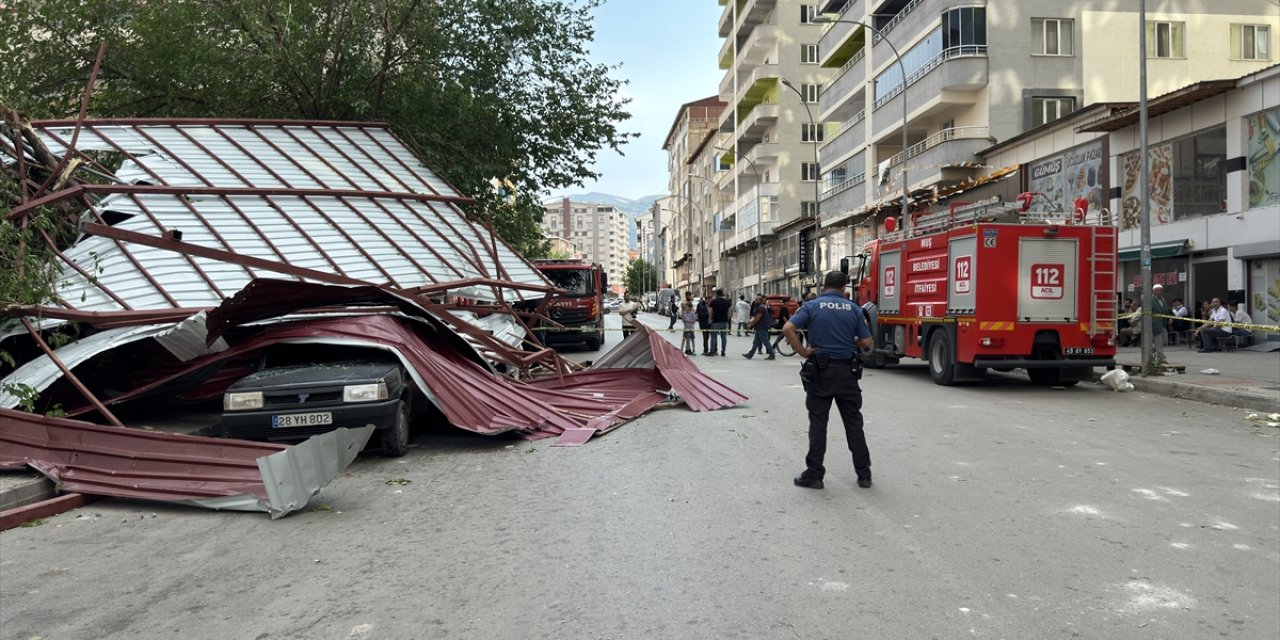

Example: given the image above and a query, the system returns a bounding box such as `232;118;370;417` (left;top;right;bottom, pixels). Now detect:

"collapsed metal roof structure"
1;117;747;517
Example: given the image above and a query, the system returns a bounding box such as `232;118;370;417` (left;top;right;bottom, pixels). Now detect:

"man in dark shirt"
783;271;874;490
742;294;775;360
709;288;732;356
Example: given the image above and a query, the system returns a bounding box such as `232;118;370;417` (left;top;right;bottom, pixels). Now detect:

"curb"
0;476;57;511
1094;371;1280;412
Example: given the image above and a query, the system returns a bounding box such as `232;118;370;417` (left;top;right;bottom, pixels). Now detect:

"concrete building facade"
540;198;631;295
813;0;1277;274
713;0;835;298
662;97;726;294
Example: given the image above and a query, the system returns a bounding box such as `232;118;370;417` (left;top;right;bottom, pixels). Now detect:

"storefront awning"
1118;239;1189;262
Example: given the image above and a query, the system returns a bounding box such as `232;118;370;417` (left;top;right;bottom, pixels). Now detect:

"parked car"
221;345;419;456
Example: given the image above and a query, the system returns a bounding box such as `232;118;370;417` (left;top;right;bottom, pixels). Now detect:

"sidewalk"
1106;342;1280;413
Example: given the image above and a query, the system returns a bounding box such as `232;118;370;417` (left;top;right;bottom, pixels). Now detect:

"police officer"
782;271;874;490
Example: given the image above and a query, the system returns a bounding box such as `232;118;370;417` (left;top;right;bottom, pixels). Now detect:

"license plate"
1064;347;1095;355
273;412;333;428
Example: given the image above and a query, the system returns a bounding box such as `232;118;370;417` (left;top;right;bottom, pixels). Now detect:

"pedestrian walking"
733;295;751;336
782;271;874;490
770;296;793;353
742;294;775;359
710;289;732;356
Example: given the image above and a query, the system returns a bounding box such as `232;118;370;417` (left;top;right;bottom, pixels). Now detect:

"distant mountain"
547;192;666;248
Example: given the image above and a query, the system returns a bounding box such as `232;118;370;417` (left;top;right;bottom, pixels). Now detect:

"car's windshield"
542;269;594;295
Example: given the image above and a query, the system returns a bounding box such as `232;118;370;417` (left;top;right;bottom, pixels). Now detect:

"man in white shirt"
618;292;641;339
1169;298;1191;345
1228;303;1254;343
733;294;751;336
1196;298;1233;352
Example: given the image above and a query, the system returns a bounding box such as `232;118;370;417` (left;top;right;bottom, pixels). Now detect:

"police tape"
535;325;797;334
1123;312;1280;334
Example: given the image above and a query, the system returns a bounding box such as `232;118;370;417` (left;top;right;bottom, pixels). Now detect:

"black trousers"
804;363;870;480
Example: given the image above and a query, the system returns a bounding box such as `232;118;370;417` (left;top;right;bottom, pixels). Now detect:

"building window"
802;162;820;182
801;44;819;64
1032;18;1073;56
942;7;986;50
801;201;818;216
1146;21;1185;58
1031;97;1075;127
1232;24;1271;60
801;83;821;103
800;5;818;24
801;123;825;143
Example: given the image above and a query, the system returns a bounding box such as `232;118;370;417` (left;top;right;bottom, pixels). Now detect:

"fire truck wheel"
585;335;602;351
927;333;956;386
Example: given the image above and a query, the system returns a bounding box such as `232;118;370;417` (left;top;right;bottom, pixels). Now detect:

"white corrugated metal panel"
27;121;548;312
1017;238;1079;322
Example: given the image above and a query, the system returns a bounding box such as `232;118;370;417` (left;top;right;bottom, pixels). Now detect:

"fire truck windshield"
542;269;593;296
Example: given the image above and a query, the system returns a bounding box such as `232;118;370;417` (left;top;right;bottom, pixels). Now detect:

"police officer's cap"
823;271;848;290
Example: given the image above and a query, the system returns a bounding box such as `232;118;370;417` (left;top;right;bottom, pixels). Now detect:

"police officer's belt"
823;358;855;364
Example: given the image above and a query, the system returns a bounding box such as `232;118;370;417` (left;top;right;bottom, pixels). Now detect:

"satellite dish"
883;217;898;232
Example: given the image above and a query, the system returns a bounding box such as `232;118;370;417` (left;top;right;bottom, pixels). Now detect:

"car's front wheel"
379;400;410;457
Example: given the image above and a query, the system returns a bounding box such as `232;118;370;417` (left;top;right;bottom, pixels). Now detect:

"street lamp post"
662;194;703;296
687;172;724;298
811;15;911;231
715;145;764;294
780;78;823;276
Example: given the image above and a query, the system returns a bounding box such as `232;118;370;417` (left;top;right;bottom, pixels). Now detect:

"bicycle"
771;329;799;357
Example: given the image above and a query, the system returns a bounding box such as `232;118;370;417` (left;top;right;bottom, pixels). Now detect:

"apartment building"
814;0;1277;261
706;0;835;298
540;198;631;295
662;96;726;293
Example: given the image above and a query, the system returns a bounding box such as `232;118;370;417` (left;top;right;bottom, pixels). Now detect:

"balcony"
819;173;867;226
737;102;779;145
723;221;778;254
740;23;778;66
818;1;865;67
723;0;778;41
880;126;990;192
820;48;867;119
872;47;987;135
819;109;866;165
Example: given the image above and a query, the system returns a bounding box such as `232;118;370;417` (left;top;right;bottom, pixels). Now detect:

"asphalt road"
1;312;1277;640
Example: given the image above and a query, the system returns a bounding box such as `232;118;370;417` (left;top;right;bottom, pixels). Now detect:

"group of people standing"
663;289;798;359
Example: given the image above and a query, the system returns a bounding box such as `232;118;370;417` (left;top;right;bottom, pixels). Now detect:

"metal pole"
781;78;822;276
812;17;910;229
1138;0;1154;369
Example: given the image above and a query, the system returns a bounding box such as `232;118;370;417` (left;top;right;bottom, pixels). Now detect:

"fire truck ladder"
893;198;1023;238
1089;224;1118;336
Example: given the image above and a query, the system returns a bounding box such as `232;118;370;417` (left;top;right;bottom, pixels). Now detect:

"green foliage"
0;0;636;257
623;258;657;297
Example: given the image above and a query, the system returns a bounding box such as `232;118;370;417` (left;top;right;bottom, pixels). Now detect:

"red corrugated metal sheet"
635;326;750;411
0;407;285;503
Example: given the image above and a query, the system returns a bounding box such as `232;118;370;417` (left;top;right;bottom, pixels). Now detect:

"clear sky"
571;0;725;200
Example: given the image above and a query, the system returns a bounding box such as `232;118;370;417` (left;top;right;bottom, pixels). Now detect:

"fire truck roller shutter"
880;250;902;315
948;235;978;314
1018;238;1079;322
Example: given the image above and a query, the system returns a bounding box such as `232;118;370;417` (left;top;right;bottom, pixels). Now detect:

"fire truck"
850;194;1118;386
531;259;608;351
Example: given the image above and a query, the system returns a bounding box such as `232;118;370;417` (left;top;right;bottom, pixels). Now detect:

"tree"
0;0;635;257
623;258;657;298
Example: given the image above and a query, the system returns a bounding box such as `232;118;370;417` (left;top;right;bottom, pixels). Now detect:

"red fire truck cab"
531;259;608;351
851;195;1118;386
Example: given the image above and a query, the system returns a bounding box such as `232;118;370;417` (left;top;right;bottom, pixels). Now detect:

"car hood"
229;361;399;391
